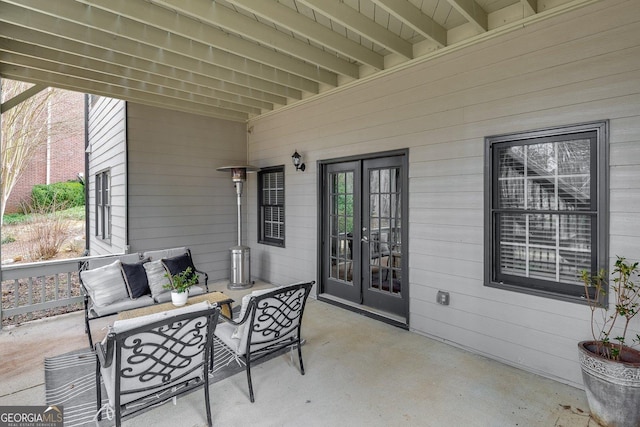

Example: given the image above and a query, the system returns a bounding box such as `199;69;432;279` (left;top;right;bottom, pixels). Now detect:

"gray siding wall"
87;96;127;255
246;0;640;388
126;103;247;281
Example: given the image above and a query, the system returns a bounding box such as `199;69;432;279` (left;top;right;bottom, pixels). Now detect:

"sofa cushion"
80;260;129;308
162;253;198;284
120;258;151;299
143;260;170;299
91;295;154;317
231;287;281;341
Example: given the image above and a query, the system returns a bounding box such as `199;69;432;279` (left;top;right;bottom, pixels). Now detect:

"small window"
95;170;111;241
258;166;285;247
484;121;608;302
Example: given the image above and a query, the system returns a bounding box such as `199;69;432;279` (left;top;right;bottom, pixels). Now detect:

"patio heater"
217;165;260;290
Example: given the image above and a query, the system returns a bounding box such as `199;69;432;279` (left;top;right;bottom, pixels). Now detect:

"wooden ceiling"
0;0;595;122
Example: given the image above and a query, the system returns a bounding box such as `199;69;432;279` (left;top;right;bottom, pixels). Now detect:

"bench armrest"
95;333;115;368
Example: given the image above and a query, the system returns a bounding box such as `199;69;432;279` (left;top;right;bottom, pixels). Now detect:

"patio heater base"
228;245;253;290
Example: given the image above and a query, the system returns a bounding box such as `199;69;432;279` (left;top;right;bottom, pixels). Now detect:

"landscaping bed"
1;217;86;326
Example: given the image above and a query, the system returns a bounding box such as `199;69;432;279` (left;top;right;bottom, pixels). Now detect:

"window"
485;121;608;302
258;166;285;247
95;170;111;240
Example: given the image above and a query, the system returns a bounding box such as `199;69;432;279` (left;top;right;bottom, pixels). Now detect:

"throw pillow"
161;253;198;284
144;260;170;299
80;260;128;307
120;258;151;299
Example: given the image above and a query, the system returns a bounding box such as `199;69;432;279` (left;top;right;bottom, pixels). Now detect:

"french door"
321;154;407;319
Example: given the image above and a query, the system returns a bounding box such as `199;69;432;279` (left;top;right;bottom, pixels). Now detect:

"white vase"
171;290;188;306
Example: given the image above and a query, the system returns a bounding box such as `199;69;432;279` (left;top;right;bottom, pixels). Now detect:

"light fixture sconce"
292;150;306;172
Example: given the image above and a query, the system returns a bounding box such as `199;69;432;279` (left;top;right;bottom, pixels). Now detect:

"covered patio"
2;0;640;425
0;281;590;426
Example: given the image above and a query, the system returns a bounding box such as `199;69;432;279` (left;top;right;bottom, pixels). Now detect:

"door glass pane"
329;171;354;283
368;167;401;295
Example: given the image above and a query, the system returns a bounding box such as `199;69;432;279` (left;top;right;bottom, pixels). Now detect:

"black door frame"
317;149;409;329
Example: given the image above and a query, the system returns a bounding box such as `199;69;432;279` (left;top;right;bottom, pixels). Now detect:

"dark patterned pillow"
161;253;198;284
120;258;151;299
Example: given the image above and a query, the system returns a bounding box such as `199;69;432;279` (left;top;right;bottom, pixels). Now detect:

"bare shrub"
19;197;72;261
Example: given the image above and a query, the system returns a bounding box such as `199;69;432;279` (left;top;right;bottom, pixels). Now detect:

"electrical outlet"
437;290;450;305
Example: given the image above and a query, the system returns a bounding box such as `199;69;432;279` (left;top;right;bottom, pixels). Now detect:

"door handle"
362;236;369;243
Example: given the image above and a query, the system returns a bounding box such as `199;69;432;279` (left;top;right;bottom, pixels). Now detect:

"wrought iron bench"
80;247;209;347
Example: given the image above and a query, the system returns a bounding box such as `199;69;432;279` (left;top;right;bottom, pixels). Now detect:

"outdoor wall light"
291;150;306;172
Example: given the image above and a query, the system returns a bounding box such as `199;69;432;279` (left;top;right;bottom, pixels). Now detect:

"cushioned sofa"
79;247;208;347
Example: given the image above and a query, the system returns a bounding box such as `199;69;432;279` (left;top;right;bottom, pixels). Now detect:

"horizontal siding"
246;0;640;388
87;96;127;255
126;103;247;282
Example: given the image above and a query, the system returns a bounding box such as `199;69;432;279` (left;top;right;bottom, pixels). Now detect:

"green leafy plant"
31;180;84;212
2;212;29;225
582;256;640;360
163;267;198;294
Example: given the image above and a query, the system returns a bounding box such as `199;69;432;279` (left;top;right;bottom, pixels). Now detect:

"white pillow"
232;287;281;339
143;260;169;298
80;260;128;307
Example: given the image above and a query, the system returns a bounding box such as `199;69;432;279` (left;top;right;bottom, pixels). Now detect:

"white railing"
1;257;85;327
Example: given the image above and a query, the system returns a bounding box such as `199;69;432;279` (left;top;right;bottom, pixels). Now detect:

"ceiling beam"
0;45;265;115
226;0;384;70
0;23;288;106
151;0;359;79
2;0;321;93
0;3;307;99
0;64;249;122
370;0;447;48
521;0;537;15
446;0;488;33
72;0;337;86
0;81;47;113
296;0;414;59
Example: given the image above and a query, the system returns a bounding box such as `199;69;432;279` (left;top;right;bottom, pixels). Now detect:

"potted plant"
163;267;198;306
578;256;640;427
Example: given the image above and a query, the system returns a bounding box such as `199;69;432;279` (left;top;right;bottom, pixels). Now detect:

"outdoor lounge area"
2;0;640;425
0;280;591;426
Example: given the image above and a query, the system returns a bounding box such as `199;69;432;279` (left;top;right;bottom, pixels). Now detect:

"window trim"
95;169;111;242
257;165;285;248
484;121;609;304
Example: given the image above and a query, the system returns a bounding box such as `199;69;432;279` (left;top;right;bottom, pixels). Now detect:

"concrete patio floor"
0;281;593;426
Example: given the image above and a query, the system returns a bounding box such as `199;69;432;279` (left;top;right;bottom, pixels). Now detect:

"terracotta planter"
171;290;188;306
578;341;640;427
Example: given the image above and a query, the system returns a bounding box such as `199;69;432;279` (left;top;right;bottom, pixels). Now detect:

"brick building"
4;90;85;213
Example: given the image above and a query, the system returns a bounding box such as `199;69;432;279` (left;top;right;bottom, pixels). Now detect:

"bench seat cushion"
215;321;240;353
90;295;154;317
